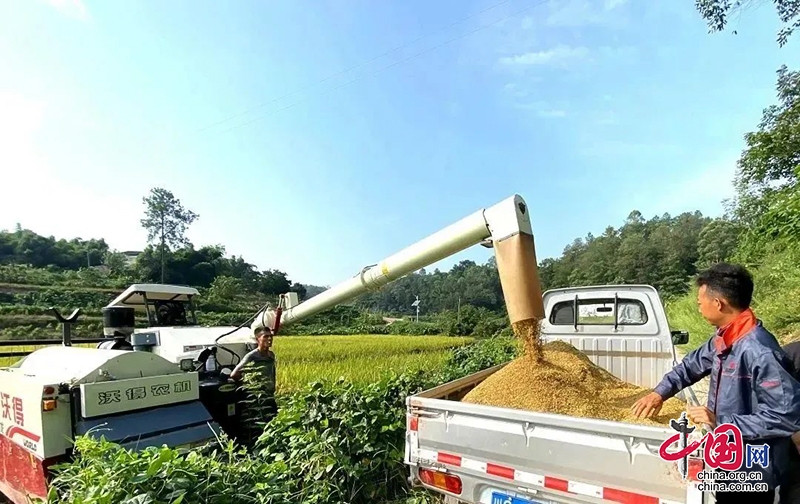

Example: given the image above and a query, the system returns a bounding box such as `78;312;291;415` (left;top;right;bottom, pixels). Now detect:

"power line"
216;0;549;135
196;0;520;133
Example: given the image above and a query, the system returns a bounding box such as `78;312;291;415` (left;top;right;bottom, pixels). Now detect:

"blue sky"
1;0;798;286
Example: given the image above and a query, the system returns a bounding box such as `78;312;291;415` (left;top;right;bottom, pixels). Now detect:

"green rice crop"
0;335;472;390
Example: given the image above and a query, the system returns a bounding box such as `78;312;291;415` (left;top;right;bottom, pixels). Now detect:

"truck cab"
540;284;689;389
406;284;706;504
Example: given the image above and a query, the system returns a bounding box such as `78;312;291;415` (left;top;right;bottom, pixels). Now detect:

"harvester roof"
107;284;199;310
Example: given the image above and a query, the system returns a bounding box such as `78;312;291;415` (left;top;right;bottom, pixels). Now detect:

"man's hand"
631;391;664;419
687;406;715;427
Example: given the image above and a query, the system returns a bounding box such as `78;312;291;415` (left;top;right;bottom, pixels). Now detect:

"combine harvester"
0;194;544;504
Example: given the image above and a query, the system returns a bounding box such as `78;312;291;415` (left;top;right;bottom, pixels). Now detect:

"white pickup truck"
405;285;711;504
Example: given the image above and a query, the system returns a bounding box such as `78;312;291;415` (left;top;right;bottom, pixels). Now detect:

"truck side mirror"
671;330;689;345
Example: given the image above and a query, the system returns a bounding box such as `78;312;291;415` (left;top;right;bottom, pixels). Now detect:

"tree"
207;275;245;303
258;269;292;296
697;218;742;267
289;282;308;300
103;250;130;276
140;188;199;283
695;0;800;46
731;65;800;258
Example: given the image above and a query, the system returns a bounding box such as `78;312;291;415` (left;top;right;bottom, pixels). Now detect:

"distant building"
122;251;141;266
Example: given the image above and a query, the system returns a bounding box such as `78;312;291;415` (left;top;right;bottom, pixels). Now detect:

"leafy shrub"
435;305;508;337
387;320;441;335
471;315;509;338
439;334;519;381
9;289;116;309
0;264;131;289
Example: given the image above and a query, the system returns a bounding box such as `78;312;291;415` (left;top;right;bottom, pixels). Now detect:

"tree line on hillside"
0;206;741;317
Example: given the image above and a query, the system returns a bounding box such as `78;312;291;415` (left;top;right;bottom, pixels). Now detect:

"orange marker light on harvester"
42;399;57;411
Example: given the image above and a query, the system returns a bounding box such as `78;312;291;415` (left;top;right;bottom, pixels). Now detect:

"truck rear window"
549;298;648;326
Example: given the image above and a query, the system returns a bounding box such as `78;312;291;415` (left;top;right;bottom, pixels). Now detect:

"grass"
665;294;715;350
665;250;800;351
0;335;473;390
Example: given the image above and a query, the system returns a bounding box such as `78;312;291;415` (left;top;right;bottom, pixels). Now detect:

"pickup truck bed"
405;285;709;504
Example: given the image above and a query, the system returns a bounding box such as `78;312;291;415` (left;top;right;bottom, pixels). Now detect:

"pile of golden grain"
461;319;684;426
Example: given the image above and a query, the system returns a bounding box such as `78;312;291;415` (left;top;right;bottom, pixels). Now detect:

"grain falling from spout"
514;318;543;364
478;229;684;426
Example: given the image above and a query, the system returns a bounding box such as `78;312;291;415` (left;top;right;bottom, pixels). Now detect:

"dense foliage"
695;0;800;46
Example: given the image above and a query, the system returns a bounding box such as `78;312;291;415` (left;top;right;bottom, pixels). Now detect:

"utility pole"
411;296;420;323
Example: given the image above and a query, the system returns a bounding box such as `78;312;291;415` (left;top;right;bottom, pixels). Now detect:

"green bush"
471;315;509;338
7;289;116;309
0;264;132;289
387;320;441;335
439;334;519;381
434;305;508;337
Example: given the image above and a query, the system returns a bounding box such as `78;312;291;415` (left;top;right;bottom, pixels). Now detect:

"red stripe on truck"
427;450;672;504
486;463;515;480
603;487;660;504
544;476;570;493
437;452;462;466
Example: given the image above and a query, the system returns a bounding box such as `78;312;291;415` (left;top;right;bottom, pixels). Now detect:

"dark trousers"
716;490;775;504
779;467;800;504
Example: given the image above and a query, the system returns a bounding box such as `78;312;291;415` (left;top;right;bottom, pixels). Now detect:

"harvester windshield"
106;283;199;327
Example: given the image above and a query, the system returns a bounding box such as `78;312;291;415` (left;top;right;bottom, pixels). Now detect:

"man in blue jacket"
631;263;800;503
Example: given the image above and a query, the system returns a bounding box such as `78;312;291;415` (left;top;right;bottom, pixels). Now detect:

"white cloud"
604;0;629;10
42;0;88;20
499;44;589;66
545;0;630;28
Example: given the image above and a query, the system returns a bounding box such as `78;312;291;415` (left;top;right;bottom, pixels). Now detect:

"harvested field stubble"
462;318;685;426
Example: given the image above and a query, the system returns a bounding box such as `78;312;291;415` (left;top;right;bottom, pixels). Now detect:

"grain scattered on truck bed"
462;322;684;427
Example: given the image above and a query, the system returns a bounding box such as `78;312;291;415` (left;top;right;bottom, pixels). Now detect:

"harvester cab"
96;283;290;440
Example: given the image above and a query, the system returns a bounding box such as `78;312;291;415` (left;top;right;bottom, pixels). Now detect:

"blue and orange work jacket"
654;309;800;489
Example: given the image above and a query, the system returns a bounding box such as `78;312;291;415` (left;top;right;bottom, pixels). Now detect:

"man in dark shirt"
230;326;278;445
231;326;276;395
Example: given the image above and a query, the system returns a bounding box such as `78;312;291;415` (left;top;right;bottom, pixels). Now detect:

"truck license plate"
491;492;541;504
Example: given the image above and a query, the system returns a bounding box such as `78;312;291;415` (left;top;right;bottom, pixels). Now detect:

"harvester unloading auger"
0;194;545;504
249;194;545;338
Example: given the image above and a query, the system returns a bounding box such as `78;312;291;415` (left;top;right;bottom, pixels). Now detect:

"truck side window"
549;298;648;325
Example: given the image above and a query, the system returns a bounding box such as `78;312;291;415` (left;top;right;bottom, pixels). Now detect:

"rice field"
0;335;473;391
